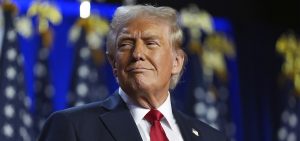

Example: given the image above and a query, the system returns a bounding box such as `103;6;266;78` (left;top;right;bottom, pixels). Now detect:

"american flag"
276;32;300;141
186;54;236;141
68;27;109;107
184;32;237;141
277;92;300;141
0;6;34;141
33;45;54;135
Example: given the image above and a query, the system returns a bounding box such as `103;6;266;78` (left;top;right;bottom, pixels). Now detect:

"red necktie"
144;109;169;141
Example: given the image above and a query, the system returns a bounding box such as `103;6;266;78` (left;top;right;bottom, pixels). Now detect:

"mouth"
127;68;150;73
126;66;152;73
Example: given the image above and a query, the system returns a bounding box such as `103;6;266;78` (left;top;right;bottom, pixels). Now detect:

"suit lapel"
173;109;203;141
98;93;142;141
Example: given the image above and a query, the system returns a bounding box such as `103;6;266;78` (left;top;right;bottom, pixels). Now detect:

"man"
38;5;228;141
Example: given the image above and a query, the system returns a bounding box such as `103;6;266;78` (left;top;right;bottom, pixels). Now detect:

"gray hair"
106;5;187;89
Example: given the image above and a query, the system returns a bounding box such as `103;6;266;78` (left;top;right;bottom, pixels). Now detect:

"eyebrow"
142;34;160;41
117;26;164;41
118;32;161;40
117;33;134;42
142;29;163;37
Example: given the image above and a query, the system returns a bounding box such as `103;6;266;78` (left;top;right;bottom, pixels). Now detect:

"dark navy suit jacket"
38;92;228;141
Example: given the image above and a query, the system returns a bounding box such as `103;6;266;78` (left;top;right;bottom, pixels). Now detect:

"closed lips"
126;66;152;72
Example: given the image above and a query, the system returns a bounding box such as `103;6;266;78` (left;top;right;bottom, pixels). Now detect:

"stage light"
80;1;90;19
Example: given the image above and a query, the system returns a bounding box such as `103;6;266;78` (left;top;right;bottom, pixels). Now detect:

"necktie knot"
144;109;169;141
144;109;164;123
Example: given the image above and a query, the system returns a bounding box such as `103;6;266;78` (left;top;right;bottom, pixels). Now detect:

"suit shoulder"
50;101;108;119
175;111;228;140
192;118;227;138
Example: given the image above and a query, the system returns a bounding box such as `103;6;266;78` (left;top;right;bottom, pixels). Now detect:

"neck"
135;92;169;109
122;88;169;109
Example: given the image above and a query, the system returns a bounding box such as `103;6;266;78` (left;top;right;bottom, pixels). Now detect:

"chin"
133;81;151;92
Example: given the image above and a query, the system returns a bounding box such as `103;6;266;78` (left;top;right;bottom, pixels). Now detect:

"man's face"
113;17;182;97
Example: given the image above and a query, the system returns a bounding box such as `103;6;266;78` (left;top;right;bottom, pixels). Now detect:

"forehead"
117;17;170;38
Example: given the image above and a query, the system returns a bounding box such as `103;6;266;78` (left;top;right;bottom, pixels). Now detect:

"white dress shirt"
118;88;184;141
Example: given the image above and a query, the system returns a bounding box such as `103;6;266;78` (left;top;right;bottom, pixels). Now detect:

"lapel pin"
192;128;199;136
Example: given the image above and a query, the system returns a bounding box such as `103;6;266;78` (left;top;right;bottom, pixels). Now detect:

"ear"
106;53;118;77
171;50;185;75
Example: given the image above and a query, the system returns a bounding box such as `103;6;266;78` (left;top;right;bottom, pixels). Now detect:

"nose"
132;40;145;61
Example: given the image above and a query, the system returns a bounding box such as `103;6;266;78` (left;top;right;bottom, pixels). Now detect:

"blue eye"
147;42;155;45
146;41;159;47
118;41;134;50
121;43;132;47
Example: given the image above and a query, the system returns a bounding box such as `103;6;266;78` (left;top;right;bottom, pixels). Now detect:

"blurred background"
0;0;299;141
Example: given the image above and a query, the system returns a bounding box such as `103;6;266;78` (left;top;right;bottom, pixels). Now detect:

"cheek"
116;52;130;65
152;52;173;72
115;54;129;74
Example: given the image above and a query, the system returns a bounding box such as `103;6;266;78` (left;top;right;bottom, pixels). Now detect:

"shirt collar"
118;87;176;130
